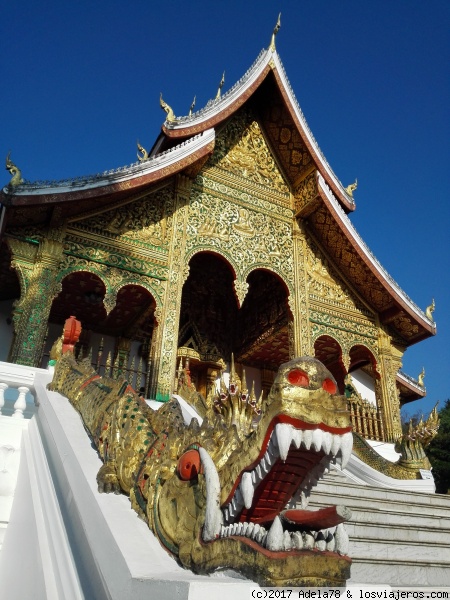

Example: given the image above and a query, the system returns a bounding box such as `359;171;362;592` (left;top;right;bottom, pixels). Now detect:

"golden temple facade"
0;41;435;444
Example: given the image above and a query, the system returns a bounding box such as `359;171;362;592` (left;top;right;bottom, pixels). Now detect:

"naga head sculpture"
135;357;353;586
51;334;353;587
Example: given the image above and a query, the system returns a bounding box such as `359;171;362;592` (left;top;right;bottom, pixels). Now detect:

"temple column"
376;329;403;442
8;238;64;366
152;174;192;401
147;307;163;399
291;219;312;356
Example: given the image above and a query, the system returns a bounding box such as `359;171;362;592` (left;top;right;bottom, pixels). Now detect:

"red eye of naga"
287;369;309;387
322;378;337;394
178;449;201;480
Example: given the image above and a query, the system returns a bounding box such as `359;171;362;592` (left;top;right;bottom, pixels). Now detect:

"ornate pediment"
68;187;174;249
210;107;288;194
306;236;371;316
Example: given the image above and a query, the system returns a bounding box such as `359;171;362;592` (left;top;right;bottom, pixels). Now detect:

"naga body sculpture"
50;344;353;586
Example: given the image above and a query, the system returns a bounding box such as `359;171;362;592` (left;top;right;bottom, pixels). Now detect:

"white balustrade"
0;361;45;420
0;382;8;414
12;386;30;419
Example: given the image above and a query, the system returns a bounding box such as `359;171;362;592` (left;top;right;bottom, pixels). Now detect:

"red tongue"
282;505;351;530
239;448;325;524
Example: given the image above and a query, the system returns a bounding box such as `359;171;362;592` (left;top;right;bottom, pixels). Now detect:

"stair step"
307;473;450;585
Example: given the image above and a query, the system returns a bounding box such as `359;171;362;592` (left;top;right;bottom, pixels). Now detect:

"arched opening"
45;273;156;393
0;241;21;361
235;269;291;396
347;344;379;407
313;335;346;393
177;256;291;401
346;345;383;441
178;252;238;397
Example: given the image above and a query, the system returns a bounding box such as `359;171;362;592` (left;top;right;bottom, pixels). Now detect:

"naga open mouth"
201;418;352;556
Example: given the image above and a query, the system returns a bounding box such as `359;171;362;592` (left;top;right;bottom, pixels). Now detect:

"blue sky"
1;1;449;420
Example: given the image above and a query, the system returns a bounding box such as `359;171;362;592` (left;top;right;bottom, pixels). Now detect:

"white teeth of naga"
240;472;254;510
266;516;284;551
222;427;352;525
335;523;350;555
338;432;353;469
275;423;293;461
274;423;352;464
199;447;223;542
220;520;346;555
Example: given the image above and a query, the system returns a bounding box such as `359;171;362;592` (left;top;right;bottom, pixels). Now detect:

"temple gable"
208;107;289;196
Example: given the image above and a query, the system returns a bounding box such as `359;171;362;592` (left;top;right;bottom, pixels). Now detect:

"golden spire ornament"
425;298;435;321
269;13;281;52
160;93;176;122
418;367;425;387
137;141;149;162
345;179;358;197
215;72;225;100
189;95;196;117
5;151;24;187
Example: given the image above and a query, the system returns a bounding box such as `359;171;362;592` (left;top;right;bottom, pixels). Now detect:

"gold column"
376;329;403;442
153;174;192;401
8;237;64;366
291;219;312;356
147;305;163;399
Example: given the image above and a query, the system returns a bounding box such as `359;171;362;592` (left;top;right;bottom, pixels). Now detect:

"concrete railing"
0;361;50;419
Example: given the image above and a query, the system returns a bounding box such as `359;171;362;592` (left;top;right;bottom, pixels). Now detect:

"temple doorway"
45;272;156;393
313;335;346;393
177;252;291;401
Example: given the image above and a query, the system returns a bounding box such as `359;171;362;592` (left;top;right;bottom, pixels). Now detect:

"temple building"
2;26;449;596
0;33;436;446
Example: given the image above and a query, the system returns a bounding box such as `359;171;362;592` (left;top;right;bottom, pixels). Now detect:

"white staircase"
310;469;450;587
1;360;450;596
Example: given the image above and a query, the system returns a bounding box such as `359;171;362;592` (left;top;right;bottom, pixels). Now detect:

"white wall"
350;368;376;406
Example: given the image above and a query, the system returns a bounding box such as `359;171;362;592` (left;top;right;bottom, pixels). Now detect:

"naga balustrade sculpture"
49;317;354;587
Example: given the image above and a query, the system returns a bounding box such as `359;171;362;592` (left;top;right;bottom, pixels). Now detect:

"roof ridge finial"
269;13;281;52
345;179;358;197
137;140;149;162
188;95;196;117
160;93;176;123
5;151;24;187
418;367;425;388
215;72;225;100
425;298;435;321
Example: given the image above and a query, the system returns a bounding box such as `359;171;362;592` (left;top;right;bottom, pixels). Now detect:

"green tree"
427;399;450;494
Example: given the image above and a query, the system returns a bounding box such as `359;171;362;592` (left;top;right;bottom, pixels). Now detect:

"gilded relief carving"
58;256;165;308
310;207;390;313
8;239;64;365
187;185;294;295
306;236;372;315
155;176;192;401
305;231;379;365
70;187;174;251
211;108;289;194
293;170;320;217
63;239;168;280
